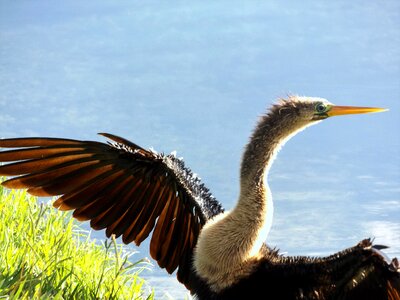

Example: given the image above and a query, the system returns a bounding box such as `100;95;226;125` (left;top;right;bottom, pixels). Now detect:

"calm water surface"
1;1;399;298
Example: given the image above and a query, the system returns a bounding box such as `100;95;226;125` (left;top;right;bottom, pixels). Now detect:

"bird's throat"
194;105;315;291
236;109;316;250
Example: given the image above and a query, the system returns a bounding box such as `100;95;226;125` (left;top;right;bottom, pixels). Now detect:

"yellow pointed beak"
327;105;388;117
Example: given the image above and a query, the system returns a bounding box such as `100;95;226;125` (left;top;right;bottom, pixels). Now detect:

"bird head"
277;96;387;123
262;96;388;142
312;100;387;121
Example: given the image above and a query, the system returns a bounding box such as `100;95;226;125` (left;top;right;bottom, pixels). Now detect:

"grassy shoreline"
0;185;154;299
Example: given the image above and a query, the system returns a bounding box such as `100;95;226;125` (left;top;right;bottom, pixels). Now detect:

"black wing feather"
0;133;224;289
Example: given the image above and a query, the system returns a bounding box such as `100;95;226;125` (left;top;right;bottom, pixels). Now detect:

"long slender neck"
240;117;284;195
194;104;315;291
232;109;311;255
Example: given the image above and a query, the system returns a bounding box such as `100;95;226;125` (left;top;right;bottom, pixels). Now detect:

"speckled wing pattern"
0;133;224;288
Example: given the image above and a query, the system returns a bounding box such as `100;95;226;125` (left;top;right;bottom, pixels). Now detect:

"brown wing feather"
135;183;170;245
122;180;161;244
111;180;152;238
91;178;144;231
1;160;101;189
0;137;83;147
0;146;86;161
73;175;133;221
0;133;224;289
0;153;95;175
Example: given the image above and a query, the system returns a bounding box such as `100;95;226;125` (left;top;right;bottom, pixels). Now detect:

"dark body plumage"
193;240;400;299
0;97;399;299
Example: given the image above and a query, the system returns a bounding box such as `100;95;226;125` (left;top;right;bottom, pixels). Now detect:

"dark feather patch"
0;133;224;290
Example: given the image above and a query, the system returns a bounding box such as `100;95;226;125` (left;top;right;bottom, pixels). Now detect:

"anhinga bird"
0;96;399;299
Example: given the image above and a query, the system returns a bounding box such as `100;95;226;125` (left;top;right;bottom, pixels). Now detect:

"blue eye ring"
315;103;328;113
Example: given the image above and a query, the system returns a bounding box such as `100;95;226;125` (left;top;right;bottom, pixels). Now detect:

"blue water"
1;1;399;298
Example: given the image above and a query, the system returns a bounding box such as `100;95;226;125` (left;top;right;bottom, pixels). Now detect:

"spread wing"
0;133;224;288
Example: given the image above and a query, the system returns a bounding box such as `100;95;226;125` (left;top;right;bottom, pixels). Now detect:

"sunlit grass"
0;183;154;299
